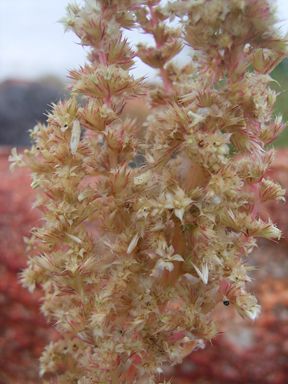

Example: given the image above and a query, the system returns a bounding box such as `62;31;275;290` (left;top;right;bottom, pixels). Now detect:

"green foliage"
270;58;288;147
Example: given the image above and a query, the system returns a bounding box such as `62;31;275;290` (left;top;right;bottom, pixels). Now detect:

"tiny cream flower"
154;245;184;272
8;148;25;172
165;187;193;222
242;305;261;321
235;292;262;321
187;110;205;126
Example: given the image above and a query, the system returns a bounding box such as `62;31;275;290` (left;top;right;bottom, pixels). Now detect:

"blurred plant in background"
270;58;288;147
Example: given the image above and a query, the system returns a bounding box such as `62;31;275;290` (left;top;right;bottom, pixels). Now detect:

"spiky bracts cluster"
9;1;287;383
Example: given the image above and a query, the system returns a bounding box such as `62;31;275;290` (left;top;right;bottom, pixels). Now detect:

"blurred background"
1;1;288;384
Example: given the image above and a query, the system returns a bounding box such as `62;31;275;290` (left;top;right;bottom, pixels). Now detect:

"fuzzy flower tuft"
8;148;25;172
165;188;193;222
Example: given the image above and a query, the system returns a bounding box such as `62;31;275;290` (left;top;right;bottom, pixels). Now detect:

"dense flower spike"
10;1;287;383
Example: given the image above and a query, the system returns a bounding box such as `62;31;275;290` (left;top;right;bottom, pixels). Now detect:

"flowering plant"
9;1;287;383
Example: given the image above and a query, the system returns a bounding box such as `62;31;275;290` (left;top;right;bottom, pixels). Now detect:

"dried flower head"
12;1;287;383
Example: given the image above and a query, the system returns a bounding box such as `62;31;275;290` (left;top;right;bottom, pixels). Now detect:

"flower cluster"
9;1;287;383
